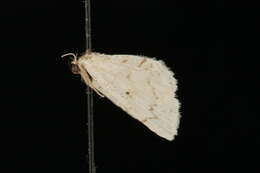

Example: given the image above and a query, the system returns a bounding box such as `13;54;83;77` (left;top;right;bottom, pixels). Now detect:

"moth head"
61;53;80;74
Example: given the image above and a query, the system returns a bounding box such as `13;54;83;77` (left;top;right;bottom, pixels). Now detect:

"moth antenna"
61;53;78;64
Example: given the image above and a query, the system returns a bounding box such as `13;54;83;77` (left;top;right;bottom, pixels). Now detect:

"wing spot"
149;104;157;111
141;116;158;123
121;59;128;63
126;73;131;79
138;59;147;67
125;91;130;95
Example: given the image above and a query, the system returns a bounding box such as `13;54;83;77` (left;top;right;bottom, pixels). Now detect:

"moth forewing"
77;52;180;141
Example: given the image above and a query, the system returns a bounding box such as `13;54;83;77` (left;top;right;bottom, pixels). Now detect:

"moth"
63;52;180;141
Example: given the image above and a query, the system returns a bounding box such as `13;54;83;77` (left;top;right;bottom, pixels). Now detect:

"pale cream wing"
79;53;180;140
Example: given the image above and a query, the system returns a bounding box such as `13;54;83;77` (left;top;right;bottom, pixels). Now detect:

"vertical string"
85;0;95;173
85;0;92;51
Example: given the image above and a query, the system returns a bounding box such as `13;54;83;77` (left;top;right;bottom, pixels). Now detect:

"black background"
1;0;257;173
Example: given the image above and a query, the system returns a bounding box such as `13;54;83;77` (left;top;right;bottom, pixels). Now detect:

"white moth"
63;52;180;141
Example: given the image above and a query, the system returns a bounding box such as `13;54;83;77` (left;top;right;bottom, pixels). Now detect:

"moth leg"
78;64;104;97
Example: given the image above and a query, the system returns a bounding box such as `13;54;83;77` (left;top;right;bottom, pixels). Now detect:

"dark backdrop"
1;0;257;173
